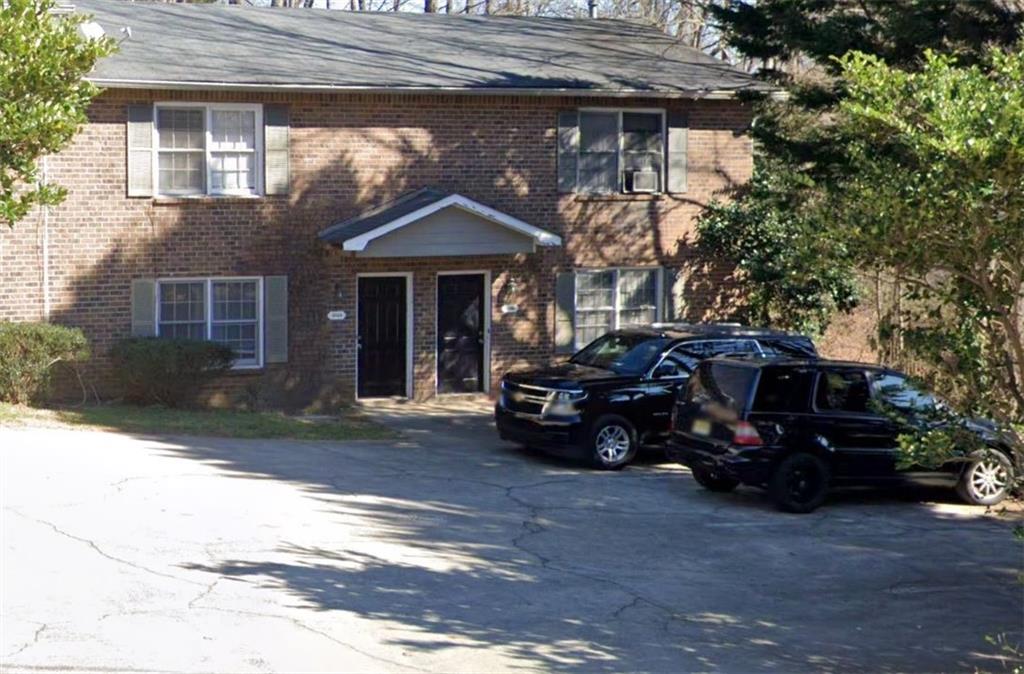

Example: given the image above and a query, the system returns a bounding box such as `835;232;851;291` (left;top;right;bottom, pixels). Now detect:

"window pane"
578;153;618;193
580;112;618;153
622;112;662;151
158;150;204;193
623;113;663;192
579;111;619;193
210;110;255;151
210;152;254;192
575;311;614;350
815;369;871;413
158;281;206;339
211;280;259;364
576;271;614;309
618;270;656;328
157;108;204;150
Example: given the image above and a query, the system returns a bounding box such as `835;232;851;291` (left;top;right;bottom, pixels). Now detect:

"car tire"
956;449;1014;506
768;452;830;513
589;415;638;470
691;466;739;492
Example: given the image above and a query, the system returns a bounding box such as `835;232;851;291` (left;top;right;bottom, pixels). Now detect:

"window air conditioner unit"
628;170;658;193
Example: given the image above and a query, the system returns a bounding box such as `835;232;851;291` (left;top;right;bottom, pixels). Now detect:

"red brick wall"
0;89;753;407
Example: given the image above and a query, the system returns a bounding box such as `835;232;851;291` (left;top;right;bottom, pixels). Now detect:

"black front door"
437;273;485;394
358;276;407;398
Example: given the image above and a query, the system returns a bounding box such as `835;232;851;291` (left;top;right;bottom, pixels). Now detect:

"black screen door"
437;273;485;394
358;276;407;398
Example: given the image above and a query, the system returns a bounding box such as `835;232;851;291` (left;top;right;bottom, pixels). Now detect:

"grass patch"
0;403;396;441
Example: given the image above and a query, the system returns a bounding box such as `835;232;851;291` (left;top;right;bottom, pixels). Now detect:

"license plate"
691;419;711;436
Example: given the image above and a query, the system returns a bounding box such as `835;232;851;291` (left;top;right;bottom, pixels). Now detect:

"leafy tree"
696;160;857;334
0;0;116;228
830;47;1024;423
692;0;1024;339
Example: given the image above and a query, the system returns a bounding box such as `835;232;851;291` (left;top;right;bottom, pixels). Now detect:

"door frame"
355;272;414;400
435;270;491;395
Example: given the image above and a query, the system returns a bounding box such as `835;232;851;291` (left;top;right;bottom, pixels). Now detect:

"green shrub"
0;322;90;404
109;338;234;407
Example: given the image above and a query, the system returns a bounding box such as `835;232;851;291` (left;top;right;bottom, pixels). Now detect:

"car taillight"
733;420;763;446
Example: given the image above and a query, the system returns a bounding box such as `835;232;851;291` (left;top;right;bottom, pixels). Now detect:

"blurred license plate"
691;419;711;436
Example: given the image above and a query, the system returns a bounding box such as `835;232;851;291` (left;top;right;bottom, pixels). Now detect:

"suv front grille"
501;381;550;415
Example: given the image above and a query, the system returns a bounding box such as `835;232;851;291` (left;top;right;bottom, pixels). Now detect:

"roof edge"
88;78;784;100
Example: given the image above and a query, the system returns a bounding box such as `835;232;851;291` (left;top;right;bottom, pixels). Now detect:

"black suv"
495;325;816;469
667;357;1020;512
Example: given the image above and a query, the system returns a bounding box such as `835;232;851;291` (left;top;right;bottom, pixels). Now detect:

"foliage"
0;0;116;228
709;0;1023;173
109;338;234;408
0;402;395;441
691;0;1024;341
0;322;90;404
696;161;858;334
830;47;1024;423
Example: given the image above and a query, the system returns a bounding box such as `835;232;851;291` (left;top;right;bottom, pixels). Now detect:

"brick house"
0;0;765;407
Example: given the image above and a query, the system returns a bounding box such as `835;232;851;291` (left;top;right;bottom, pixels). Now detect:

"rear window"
752;367;814;412
687;362;757;410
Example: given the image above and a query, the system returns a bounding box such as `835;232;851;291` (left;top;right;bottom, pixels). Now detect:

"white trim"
340;194;562;252
434;271;492;396
355;272;414;400
154;276;264;370
152;101;264;198
90;78;781;100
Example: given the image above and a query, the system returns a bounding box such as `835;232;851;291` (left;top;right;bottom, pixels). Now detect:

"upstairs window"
154;104;262;197
577;110;664;194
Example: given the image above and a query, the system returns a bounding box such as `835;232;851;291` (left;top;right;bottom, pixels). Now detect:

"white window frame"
573;267;663;350
577;108;666;195
155;276;264;369
153;102;264;198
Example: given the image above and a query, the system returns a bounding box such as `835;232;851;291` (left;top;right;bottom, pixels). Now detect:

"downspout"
41;155;51;321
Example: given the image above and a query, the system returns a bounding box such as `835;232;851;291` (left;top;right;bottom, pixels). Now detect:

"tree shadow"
37;88;754;408
151;426;1024;673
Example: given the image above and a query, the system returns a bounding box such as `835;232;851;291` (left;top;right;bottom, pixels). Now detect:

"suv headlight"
543;389;587;416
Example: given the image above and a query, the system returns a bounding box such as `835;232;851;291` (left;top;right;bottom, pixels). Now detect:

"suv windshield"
570;333;669;374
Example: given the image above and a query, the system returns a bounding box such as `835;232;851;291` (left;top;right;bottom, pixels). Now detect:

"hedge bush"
0;322;90;404
109;338;234;407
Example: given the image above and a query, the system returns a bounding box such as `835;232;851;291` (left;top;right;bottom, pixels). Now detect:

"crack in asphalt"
6;508;205;587
190;605;427;672
187;578;220;609
3;622;48;659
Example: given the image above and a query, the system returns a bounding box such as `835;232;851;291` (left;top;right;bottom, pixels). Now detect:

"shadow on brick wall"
46;93;747;409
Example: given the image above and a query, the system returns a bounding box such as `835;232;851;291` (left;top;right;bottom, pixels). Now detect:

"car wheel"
589;415;638;470
956;450;1013;506
768;452;830;513
691;466;739;492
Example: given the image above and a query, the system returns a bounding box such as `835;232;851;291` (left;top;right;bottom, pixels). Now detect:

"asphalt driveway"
2;401;1022;673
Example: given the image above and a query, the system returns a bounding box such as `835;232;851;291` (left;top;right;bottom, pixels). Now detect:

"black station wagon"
494;325;816;469
667;357;1020;512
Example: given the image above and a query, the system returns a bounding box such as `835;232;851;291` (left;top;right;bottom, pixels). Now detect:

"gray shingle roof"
77;0;767;96
319;188;450;244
